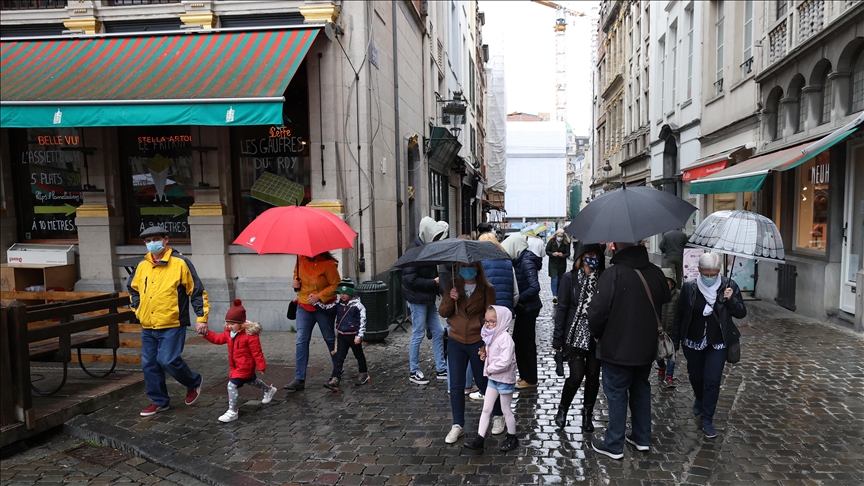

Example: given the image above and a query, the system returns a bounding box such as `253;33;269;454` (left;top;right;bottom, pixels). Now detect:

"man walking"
587;242;669;459
402;217;448;385
128;225;209;416
659;228;689;288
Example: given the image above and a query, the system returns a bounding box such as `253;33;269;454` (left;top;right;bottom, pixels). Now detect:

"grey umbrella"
393;239;511;268
565;186;697;244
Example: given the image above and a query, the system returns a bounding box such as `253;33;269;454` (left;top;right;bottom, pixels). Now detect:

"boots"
500;434;519;452
556;382;579;430
582;405;595;432
462;435;484;455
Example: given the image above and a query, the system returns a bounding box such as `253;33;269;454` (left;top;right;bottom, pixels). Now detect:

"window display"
795;152;829;252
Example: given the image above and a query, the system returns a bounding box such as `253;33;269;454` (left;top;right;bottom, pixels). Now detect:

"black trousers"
513;309;540;384
331;333;367;378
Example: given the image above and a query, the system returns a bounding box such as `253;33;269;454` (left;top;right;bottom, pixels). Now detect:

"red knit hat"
225;299;246;323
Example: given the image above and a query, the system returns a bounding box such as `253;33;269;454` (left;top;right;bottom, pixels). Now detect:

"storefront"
690;114;863;322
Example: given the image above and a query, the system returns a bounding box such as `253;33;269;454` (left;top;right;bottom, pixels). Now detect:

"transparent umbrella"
688;210;785;270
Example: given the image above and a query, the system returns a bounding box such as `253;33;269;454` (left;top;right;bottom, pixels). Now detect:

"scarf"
565;270;597;351
696;275;721;316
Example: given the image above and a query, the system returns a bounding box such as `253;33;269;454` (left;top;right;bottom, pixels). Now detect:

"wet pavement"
2;259;863;485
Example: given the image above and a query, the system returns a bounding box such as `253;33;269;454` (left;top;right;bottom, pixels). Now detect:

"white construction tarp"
505;121;568;218
486;55;507;193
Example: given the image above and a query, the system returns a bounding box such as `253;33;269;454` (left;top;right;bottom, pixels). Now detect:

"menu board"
119;127;195;240
12;128;83;240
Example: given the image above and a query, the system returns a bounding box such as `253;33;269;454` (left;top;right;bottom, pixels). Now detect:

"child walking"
658;268;680;387
463;305;518;454
316;278;370;391
203;300;277;422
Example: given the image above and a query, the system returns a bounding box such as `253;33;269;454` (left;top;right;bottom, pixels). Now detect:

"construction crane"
531;0;587;124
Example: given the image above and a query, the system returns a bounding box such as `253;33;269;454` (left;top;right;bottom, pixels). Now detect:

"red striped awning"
0;27;319;127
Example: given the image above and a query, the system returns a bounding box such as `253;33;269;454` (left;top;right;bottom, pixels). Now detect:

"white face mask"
556;237;563;242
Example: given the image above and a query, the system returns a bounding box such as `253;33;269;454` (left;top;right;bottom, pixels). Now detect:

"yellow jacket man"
128;225;208;417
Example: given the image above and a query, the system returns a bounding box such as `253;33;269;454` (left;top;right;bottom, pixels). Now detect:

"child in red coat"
203;299;277;422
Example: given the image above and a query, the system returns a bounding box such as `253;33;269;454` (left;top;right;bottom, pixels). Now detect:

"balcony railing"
102;0;181;5
714;78;724;95
797;0;825;43
741;57;754;77
0;0;65;10
769;19;788;64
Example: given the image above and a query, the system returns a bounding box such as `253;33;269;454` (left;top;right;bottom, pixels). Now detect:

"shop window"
231;60;311;235
795;152;829;252
10;128;83;241
711;193;736;212
119;127;195;241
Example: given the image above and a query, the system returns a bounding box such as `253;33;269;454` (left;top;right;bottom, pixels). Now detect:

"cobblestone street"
2;265;863;485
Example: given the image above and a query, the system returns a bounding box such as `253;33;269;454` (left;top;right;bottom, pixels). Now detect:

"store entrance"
840;144;864;314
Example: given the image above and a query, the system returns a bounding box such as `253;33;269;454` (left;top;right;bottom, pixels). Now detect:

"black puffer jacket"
514;250;542;314
587;245;670;366
671;276;745;349
401;236;439;304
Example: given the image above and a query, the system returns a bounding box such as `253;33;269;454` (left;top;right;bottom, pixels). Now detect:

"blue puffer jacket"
481;259;515;313
513;250;542;314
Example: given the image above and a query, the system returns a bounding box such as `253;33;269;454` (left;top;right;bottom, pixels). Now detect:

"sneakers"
356;373;371;386
324;377;340;392
262;385;277;404
657;367;666;381
625;435;649;451
464;385;479;395
185;379;202;406
491;416;506;435
702;422;717;439
284;379;305;392
664;376;676;388
500;433;519;452
218;410;238;423
591;438;623;460
462;435;484;455
515;379;536;389
468;391;485;401
409;372;430;385
445;424;464;444
436;369;448;380
139;404;169;417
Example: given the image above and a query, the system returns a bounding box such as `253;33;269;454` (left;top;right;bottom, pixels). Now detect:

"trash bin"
356;280;389;342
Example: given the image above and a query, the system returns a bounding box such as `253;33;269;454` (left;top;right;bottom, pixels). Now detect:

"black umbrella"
393;239;511;268
566;186;697;244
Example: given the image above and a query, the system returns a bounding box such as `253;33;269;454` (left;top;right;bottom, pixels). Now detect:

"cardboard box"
7;244;76;265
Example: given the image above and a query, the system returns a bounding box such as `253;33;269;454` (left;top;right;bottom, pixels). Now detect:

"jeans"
683;346;726;424
550;276;560;298
513;309;540;384
448;339;502;427
331;333;367;378
408;302;446;374
656;355;676;377
600;361;652;453
141;327;202;407
445;323;474;390
295;306;337;380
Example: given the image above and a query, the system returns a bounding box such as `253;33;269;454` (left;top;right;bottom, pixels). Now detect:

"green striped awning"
0;27;319;127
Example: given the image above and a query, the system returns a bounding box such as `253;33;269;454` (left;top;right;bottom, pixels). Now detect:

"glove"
554;349;565;377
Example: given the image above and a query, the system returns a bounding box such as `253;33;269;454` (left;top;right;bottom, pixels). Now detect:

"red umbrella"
233;206;357;257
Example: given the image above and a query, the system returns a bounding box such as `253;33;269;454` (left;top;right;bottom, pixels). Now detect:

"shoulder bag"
286;258;300;320
713;279;742;364
634;268;674;360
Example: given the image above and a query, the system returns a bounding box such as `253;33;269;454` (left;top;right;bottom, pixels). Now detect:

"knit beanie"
225;299;247;323
336;278;356;296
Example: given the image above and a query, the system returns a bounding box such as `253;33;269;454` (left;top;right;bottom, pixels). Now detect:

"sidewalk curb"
63;415;264;486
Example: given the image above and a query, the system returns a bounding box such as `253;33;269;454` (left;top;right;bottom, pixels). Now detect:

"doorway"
840;144;864;314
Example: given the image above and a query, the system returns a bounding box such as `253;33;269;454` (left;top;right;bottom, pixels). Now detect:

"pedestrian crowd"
127;220;745;460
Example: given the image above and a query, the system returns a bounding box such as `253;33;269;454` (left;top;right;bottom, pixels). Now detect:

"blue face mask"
584;255;600;270
459;267;478;280
700;275;718;287
146;240;164;255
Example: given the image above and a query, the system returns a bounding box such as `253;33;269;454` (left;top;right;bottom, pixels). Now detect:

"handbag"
287;258;300;320
712;282;742;363
634;268;674;360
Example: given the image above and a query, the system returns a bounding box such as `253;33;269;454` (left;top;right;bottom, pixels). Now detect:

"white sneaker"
491;415;506;435
218;410;238;423
262;385;277;404
445;424;464;444
468;391;485;401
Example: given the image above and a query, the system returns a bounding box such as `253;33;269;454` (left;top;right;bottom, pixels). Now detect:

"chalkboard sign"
119;127;195;240
11;128;83;241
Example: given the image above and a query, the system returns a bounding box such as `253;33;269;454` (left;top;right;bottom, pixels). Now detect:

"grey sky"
480;0;598;136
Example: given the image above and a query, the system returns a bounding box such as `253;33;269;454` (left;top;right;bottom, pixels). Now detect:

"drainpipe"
365;1;378;277
393;0;403;257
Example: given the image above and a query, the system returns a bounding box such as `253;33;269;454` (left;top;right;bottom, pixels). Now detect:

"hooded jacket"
483;305;518;384
128;247;209;329
203;321;266;379
502;234;542;314
402;217;445;304
587;245;670;366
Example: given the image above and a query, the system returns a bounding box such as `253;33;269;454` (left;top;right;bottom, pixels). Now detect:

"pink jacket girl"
483;305;517;384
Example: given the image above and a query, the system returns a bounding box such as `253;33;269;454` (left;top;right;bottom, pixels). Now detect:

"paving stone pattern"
3;257;864;485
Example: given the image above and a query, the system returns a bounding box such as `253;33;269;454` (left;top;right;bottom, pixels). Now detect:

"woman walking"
672;252;745;438
284;252;341;392
551;242;605;431
546;229;571;304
